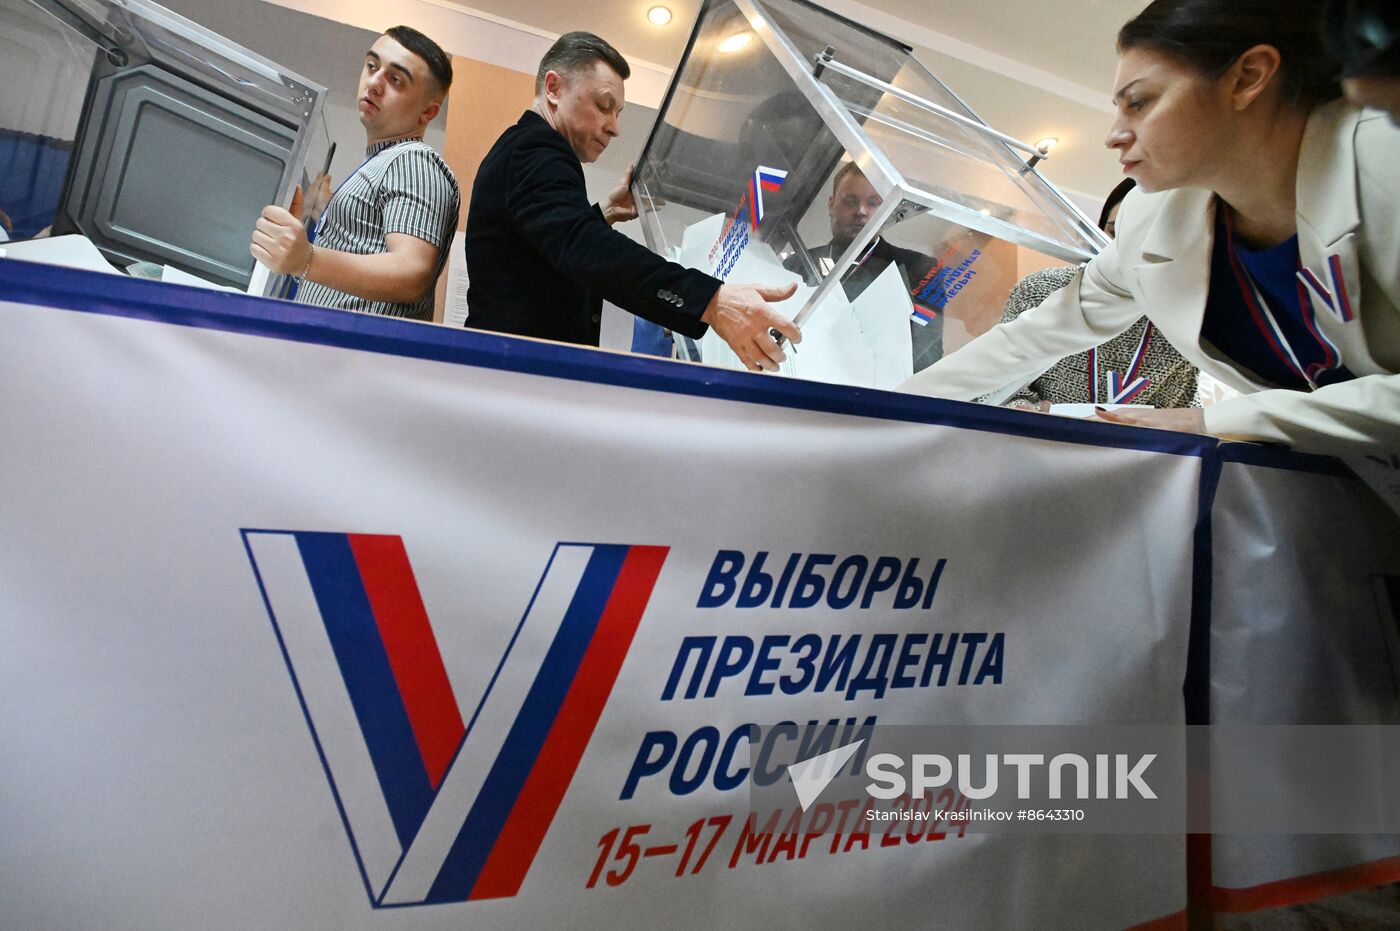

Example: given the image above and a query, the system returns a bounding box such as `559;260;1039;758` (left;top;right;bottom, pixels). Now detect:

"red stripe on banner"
1212;854;1400;912
1125;909;1186;931
348;534;465;789
760;179;783;191
468;545;669;900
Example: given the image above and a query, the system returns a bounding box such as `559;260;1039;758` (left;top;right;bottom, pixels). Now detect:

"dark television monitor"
29;0;326;291
56;62;297;288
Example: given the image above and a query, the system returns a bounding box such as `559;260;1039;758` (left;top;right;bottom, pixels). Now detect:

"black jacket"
463;110;719;346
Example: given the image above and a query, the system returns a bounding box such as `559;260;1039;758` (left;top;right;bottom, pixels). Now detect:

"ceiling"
435;0;1150;201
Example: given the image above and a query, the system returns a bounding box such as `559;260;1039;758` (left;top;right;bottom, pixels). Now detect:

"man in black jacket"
463;32;800;372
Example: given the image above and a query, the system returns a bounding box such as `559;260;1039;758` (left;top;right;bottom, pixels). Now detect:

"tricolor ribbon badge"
1296;255;1355;324
1097;322;1154;404
748;166;788;230
242;531;667;908
1106;370;1152;405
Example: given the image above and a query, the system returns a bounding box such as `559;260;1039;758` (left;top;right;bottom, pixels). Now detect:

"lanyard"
1089;322;1155;404
851;237;880;269
320;153;380;221
820;237;881;278
1222;210;1341;390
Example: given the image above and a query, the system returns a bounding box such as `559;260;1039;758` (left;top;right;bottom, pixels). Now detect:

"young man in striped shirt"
250;26;460;320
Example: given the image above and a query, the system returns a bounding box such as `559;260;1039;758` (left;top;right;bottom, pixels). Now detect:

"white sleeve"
899;235;1144;400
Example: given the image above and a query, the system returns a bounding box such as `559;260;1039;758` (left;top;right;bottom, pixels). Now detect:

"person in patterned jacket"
995;178;1200;412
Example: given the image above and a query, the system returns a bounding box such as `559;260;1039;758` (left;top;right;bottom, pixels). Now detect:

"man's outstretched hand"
701;281;801;372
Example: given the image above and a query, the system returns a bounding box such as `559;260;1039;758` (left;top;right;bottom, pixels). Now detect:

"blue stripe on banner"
1184;450;1223;726
0;261;1222;460
1216;441;1349;477
295;532;434;848
424;544;629;903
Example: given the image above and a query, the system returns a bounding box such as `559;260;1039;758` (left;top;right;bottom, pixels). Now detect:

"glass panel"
635;0;1094;392
688;192;1077;391
0;0;97;240
635;0;840;259
0;0;325;291
634;0;864;344
752;0;1103;259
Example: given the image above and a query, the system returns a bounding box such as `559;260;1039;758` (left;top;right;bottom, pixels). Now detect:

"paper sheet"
673;214;917;390
443;231;469;328
0;235;121;275
161;265;240;292
1048;403;1151;418
790;288;873;387
848;263;914;390
680;213;726;264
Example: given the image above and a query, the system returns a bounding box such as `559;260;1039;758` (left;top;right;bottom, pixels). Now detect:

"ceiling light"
1035;136;1060;154
718;32;753;53
647;5;672;26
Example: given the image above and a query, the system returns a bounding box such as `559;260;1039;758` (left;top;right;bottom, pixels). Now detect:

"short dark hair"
1118;0;1341;107
830;161;867;196
535;31;630;95
1098;178;1136;231
385;25;453;94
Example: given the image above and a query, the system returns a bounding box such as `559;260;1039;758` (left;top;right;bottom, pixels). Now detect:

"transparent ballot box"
0;0;328;292
633;0;1107;390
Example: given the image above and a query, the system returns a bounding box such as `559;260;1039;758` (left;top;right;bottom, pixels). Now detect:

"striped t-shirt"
296;136;460;320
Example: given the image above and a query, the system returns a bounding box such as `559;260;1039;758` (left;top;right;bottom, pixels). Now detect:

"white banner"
1207;455;1400;910
0;263;1207;929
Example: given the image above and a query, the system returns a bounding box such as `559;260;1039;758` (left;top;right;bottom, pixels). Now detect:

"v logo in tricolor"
241;531;667;907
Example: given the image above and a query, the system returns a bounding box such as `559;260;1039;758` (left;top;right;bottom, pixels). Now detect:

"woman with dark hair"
901;0;1400;455
1097;177;1136;236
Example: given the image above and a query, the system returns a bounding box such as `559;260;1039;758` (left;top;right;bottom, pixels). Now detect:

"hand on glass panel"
602;164;639;225
302;174;334;223
702;281;802;372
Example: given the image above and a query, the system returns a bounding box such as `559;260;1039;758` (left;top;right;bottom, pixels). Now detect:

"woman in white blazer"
900;0;1400;455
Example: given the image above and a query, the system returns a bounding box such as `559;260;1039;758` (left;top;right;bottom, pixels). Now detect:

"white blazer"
900;101;1400;455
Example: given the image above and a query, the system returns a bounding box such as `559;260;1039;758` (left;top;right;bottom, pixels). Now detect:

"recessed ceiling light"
647;5;672;26
718;32;753;53
1035;136;1060;154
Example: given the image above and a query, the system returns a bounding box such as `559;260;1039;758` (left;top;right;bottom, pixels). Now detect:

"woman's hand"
1093;407;1206;434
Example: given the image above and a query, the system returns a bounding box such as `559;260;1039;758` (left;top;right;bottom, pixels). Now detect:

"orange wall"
434;56;536;321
